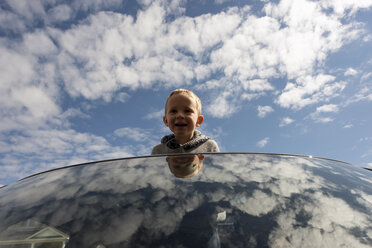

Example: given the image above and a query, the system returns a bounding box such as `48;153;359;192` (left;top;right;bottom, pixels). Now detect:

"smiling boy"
151;89;219;154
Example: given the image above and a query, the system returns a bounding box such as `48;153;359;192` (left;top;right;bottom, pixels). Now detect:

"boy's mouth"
175;123;187;127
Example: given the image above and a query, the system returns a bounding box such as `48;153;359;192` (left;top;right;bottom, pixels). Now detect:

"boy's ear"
196;115;204;127
197;154;205;161
163;116;169;127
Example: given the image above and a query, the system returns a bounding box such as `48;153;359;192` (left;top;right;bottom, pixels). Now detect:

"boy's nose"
176;113;184;118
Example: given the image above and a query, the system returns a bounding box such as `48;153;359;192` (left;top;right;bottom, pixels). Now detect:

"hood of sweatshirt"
161;130;210;151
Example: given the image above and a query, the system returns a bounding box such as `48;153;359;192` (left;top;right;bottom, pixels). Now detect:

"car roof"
0;153;371;247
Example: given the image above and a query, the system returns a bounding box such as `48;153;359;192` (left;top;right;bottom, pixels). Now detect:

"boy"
151;89;220;154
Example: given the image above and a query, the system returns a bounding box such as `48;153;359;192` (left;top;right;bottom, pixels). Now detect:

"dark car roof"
0;153;371;247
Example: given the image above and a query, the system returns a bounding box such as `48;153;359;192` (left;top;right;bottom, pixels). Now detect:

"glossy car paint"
0;153;371;247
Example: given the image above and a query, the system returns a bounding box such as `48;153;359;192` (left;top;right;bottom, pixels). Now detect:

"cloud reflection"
0;154;371;247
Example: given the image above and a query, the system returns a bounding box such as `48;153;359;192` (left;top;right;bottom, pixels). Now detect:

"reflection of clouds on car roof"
0;154;371;247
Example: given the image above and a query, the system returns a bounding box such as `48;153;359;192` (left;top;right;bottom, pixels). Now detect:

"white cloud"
55;2;242;100
241;92;266;101
114;127;151;142
203;78;271;118
276;75;346;110
12;87;60;119
5;0;46;23
144;109;164;120
198;125;223;145
361;148;372;159
0;29;62;134
0;8;26;32
361;72;372;82
115;92;131;103
343;124;353;128
242;79;274;92
314;117;334;123
258;105;274;118
345;86;372;105
279;117;294;127
74;0;123;12
207;95;237;118
23;31;58;56
0;44;35;87
194;79;221;90
344;67;358;76
3;0;124;30
0;87;61;132
269;192;371;247
231;190;278;216
59;108;90;120
308;104;339;123
316;104;339;113
2;0;369;117
363;34;372;42
320;0;372;16
47;4;73;23
0;128;134;183
257;137;269;148
215;0;229;4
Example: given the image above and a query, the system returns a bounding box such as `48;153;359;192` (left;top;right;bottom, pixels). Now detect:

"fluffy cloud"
345;81;372;106
0;128;134;183
344;67;358;76
1;0;124;32
257;137;270;148
114;127;152;142
144;109;164;120
258;105;274;118
206;89;239;118
2;0;370;118
276;75;346;110
279;117;294;127
47;4;73;23
52;3;243;102
0;8;26;32
320;0;372;16
115;92;131;103
309;104;339;123
316;104;339;113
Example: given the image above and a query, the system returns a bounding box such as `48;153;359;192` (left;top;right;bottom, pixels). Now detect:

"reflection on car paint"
0;219;69;247
0;154;371;247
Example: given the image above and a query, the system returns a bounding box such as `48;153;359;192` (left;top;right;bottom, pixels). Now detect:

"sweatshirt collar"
161;131;210;151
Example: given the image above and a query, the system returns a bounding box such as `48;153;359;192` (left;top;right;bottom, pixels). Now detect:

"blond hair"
165;89;202;115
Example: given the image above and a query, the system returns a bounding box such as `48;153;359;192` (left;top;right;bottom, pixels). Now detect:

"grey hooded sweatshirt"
151;131;219;154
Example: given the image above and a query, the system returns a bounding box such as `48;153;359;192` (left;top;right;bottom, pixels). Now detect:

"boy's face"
166;154;205;178
163;93;203;143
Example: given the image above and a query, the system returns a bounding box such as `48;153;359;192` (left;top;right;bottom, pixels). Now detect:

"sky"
1;0;372;186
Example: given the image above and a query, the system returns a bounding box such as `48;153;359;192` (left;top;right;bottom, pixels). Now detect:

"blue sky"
1;0;372;186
